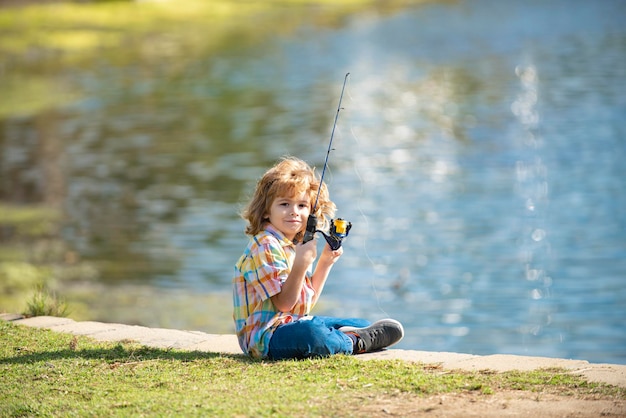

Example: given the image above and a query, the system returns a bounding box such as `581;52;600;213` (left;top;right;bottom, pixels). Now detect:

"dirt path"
361;390;625;417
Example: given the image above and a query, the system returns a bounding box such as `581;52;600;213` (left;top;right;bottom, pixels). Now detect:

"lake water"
1;0;625;364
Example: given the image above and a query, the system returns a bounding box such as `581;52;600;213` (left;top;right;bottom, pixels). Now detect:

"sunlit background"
1;0;625;364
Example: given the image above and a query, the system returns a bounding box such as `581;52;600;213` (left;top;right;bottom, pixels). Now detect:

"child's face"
266;190;311;240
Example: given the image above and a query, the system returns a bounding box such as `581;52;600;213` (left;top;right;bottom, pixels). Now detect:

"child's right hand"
295;238;317;268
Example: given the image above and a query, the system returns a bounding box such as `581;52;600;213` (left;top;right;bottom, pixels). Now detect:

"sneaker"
340;319;404;354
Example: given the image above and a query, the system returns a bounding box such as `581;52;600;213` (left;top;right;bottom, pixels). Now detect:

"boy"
233;157;403;360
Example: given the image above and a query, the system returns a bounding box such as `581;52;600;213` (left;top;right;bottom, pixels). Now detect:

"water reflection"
511;62;554;342
1;0;625;364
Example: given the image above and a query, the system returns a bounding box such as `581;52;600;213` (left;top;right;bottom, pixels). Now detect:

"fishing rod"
302;73;352;250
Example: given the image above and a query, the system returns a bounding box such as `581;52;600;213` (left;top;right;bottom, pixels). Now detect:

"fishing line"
304;73;390;317
343;79;390;318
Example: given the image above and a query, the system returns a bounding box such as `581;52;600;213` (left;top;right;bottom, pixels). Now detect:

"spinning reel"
302;214;351;251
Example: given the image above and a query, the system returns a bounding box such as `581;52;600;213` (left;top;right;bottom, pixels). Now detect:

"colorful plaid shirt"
232;224;315;358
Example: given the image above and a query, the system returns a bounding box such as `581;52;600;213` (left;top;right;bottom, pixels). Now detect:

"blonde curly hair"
241;157;336;241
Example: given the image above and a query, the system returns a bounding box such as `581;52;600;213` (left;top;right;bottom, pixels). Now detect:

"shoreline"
3;313;625;389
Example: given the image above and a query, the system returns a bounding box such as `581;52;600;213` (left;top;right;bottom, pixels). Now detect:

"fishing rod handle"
302;214;318;244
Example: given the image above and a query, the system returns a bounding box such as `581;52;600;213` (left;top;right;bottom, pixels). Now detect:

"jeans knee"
297;319;327;341
268;317;354;360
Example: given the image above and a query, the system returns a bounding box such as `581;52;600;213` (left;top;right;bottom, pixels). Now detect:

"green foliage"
1;321;623;417
0;262;49;295
0;205;60;238
0;0;428;118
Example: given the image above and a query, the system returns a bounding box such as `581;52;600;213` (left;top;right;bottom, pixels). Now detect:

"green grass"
24;283;70;318
1;321;623;417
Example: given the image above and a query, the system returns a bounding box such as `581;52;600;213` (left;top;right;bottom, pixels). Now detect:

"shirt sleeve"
243;236;289;301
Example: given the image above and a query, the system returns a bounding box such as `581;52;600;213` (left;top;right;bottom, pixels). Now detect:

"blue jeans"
267;315;370;360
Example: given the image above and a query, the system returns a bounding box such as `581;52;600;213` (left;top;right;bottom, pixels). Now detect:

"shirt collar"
264;223;294;247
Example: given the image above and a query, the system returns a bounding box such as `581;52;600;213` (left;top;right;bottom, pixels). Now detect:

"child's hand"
319;243;343;266
294;238;317;267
